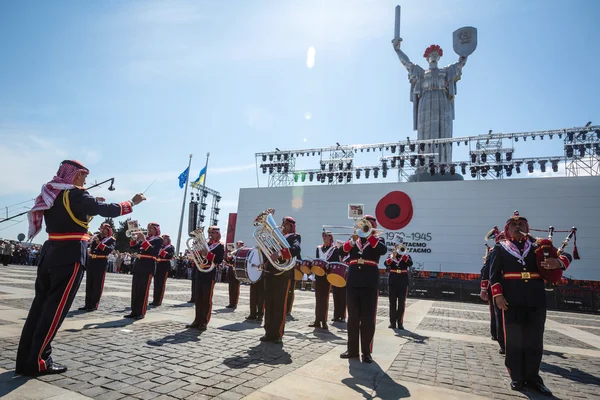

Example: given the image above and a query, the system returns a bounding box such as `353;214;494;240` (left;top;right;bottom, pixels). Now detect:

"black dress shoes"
340;351;359;359
24;363;68;377
246;315;257;320
499;348;506;355
362;354;373;363
388;323;397;329
397;325;404;330
124;314;135;318
198;324;207;331
78;306;89;311
510;381;524;391
321;322;328;330
308;322;319;327
529;382;553;396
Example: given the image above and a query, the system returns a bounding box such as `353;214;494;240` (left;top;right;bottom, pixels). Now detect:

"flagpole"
176;154;193;255
200;152;210;222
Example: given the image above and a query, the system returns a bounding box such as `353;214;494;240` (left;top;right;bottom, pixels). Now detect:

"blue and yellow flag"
178;167;189;188
191;164;207;188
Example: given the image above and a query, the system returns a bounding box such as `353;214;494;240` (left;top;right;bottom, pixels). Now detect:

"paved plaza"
0;265;599;399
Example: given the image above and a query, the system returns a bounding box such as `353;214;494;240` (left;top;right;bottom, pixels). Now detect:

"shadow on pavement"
0;370;29;397
223;342;292;369
342;360;411;399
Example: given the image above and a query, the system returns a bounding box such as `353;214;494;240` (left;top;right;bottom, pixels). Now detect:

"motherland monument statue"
391;5;477;181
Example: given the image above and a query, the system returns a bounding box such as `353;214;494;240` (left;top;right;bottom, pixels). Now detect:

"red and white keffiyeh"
28;160;89;240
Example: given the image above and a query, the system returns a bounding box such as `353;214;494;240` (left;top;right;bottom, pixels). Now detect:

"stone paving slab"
389;337;600;399
2;265;600;399
419;314;599;350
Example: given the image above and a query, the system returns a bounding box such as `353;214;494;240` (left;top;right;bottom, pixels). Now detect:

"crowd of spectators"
0;239;41;266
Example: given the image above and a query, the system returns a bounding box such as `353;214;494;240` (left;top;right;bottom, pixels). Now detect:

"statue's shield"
453;26;477;56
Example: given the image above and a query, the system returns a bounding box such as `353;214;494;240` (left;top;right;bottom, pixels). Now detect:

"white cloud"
0;133;69;196
210;164;255;174
245;106;275;131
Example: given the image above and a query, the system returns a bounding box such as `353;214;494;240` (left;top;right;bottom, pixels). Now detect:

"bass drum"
233;247;264;284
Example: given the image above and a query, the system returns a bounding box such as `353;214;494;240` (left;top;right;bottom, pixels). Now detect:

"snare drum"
294;261;304;281
233;247;264;284
300;259;313;275
327;262;348;288
311;259;328;277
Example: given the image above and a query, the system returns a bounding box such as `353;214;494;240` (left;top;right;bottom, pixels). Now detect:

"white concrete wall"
234;176;600;280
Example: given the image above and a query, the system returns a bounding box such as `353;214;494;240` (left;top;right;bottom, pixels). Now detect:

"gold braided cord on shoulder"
62;190;93;230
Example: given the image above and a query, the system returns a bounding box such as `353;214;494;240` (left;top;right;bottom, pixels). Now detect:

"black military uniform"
331;248;347;322
247;279;266;321
16;179;135;377
384;249;413;329
490;212;571;395
226;246;241;309
262;219;301;344
310;242;339;329
128;229;162;319
151;238;174;306
81;231;115;311
340;216;388;363
286;273;296;314
480;247;504;353
188;234;224;330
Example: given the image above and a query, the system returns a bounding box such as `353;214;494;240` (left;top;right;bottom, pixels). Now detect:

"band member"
286;262;296;314
261;216;301;344
340;215;387;363
127;223;162;319
332;242;347;322
246;278;265;322
151;234;174;306
384;243;413;330
16;160;144;377
490;211;571;395
188;263;196;303
79;223;115;311
310;231;339;330
226;240;244;309
480;230;506;354
187;226;224;331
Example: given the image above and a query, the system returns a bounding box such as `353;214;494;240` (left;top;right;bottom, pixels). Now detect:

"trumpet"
186;227;216;273
125;228;147;239
323;217;384;238
393;242;407;255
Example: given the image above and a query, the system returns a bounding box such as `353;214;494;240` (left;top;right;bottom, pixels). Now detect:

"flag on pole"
178;167;189;188
191;164;207;188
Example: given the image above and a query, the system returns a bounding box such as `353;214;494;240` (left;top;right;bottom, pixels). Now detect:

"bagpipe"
520;226;580;285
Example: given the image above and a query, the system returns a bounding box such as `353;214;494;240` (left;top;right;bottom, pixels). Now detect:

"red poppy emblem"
375;191;413;230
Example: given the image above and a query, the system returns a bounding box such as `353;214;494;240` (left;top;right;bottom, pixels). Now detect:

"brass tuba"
186;227;216;273
253;208;296;272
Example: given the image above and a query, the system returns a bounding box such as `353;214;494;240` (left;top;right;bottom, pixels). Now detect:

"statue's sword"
394;5;401;41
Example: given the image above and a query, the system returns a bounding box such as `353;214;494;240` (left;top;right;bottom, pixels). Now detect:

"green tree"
114;218;131;252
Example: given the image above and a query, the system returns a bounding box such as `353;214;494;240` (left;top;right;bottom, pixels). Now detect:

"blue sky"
0;0;598;247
